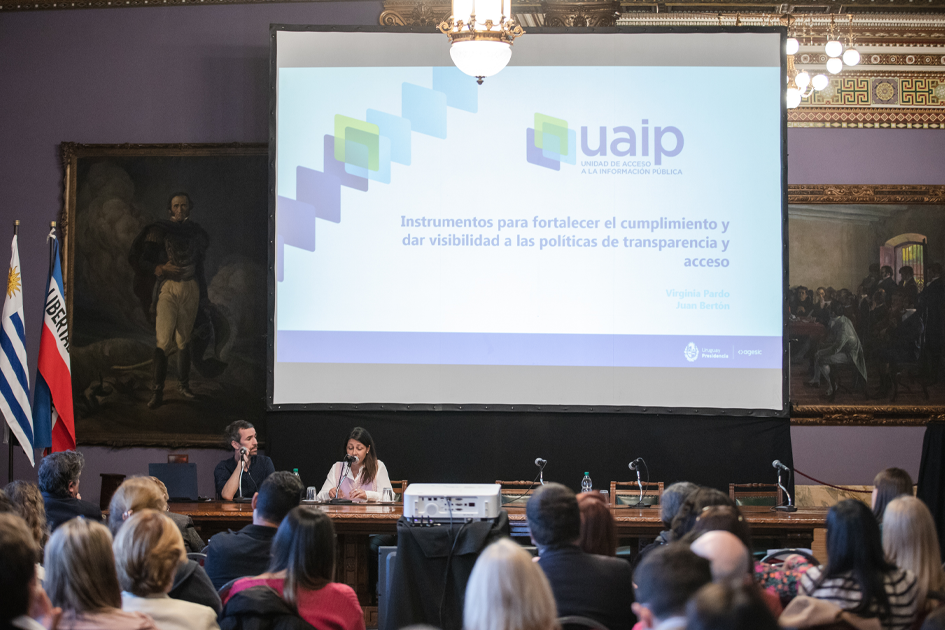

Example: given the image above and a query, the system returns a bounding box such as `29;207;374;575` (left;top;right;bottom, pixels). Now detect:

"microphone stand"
774;467;797;512
329;459;354;505
233;451;253;503
631;466;651;508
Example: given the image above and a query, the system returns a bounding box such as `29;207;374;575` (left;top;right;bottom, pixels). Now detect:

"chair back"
496;480;538;505
609;481;663;507
187;551;207;567
558;616;611;630
729;482;783;507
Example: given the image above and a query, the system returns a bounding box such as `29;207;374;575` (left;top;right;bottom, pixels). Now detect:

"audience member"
690;529;783;616
215;420;275;501
44;517;158;630
685;583;779;630
4;481;49;554
690;530;751;585
882;496;945;614
464;538;558;630
872;468;913;522
0;512;60;630
862;265;881;298
631;544;712;630
527;483;635;630
670;487;735;542
205;470;305;589
880;267;898;304
633;481;698;570
681;505;751;550
148;476;205;553
0;487;13;513
115;509;219;630
576;492;616;556
799;499;918;630
109;476;221;613
224;506;364;630
37;451;102;532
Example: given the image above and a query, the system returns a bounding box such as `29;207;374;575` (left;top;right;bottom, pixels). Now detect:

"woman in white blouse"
316;427;392;502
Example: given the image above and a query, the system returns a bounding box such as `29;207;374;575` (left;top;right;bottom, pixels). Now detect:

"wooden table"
171;502;828;627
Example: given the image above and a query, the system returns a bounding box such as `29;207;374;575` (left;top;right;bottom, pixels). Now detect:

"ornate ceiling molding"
787;184;945;204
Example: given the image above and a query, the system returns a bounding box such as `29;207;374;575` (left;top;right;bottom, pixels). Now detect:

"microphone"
344;454;360;464
535;458;547;468
772;460;790;471
628;458;643;471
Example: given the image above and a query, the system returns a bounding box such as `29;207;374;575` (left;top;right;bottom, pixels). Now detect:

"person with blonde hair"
147;476;204;552
883;496;945;614
464;538;558;630
109;476;221;613
44;517;158;630
116;509;219;630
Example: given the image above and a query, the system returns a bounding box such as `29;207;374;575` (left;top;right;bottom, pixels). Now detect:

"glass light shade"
786;88;802;109
786;38;800;55
452;0;506;30
450;40;512;78
825;39;843;58
826;57;843;74
795;71;810;89
842;48;861;66
812;74;829;91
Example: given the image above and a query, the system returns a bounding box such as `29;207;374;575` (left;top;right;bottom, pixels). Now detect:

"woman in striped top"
799;499;918;630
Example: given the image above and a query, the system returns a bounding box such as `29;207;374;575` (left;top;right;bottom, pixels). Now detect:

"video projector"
403;483;502;522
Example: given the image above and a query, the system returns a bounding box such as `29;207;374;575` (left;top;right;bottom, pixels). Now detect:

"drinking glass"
306;487;318;501
382;487;394;503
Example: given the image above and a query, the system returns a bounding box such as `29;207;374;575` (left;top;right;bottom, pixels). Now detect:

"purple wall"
787;128;945;185
0;5;938;490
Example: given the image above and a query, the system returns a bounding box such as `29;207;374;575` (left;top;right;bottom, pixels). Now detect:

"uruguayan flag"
0;234;34;466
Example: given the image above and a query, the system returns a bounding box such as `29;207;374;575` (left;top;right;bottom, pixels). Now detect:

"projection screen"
269;27;787;414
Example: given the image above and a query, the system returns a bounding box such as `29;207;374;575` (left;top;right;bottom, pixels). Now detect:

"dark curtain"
917;420;945;561
266;411;793;496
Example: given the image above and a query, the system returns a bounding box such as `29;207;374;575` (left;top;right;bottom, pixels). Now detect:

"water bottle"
581;472;592;493
293;468;302;483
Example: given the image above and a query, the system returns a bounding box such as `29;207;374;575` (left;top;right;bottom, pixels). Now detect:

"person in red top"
224;506;364;630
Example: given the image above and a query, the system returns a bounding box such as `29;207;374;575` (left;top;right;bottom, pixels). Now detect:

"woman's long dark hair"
872;468;913;521
268;506;335;608
671;487;736;542
819;499;897;621
347;426;379;485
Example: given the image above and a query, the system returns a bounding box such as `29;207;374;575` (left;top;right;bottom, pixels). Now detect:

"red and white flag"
33;228;74;452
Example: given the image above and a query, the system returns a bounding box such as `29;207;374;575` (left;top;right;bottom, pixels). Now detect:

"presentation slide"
271;29;786;412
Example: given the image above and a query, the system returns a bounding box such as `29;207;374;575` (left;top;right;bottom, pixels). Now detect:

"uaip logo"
526;113;576;171
684;342;700;363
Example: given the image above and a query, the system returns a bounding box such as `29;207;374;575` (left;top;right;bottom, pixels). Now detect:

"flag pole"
8;220;18;483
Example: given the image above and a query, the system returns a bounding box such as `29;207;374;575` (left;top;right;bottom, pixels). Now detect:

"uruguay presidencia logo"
684;342;700;362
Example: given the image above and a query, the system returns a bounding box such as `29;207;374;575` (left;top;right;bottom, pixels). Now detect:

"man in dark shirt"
632;544;712;630
38;451;103;531
214;420;275;500
204;470;304;589
528;483;636;630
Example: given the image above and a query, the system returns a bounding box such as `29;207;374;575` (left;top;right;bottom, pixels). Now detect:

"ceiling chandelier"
785;14;860;109
439;0;525;84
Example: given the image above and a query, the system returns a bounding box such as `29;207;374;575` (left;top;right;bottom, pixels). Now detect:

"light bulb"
843;48;861;66
812;74;829;91
795;71;811;89
786;38;800;55
825;39;843;58
786;88;802;109
826;57;843;74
